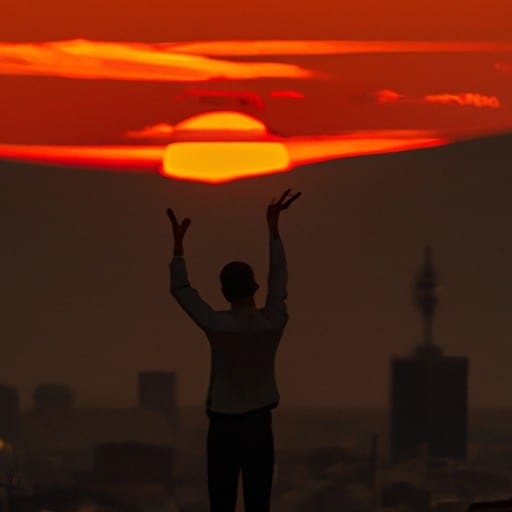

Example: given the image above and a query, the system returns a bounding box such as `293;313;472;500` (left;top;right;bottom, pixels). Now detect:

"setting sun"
161;141;289;183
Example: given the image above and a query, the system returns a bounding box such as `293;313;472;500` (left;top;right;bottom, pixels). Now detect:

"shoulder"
260;307;288;330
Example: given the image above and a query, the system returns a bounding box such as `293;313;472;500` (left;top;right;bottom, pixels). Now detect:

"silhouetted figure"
167;189;301;512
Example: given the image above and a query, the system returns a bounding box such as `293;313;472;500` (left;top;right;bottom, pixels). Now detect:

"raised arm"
264;189;301;327
167;208;216;332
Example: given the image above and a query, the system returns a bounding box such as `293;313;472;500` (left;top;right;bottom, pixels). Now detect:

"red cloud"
0;39;316;82
495;62;512;72
423;93;501;108
168;40;512;56
373;89;501;109
124;123;174;139
373;89;406;104
3;39;512;84
176;89;265;109
269;90;305;99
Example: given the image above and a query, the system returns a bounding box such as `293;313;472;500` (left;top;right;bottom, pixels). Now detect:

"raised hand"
166;208;191;256
267;189;302;227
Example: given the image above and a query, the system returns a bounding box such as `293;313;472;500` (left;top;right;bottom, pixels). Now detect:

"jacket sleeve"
169;256;217;332
263;237;289;328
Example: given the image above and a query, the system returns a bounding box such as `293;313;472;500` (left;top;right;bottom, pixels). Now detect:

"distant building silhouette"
390;247;468;462
69;442;176;509
469;498;512;511
33;383;74;411
0;384;20;446
138;371;178;428
7;487;129;512
93;442;174;492
22;406;174;487
381;481;430;512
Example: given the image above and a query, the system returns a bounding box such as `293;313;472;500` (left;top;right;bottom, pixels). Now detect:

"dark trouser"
207;407;274;512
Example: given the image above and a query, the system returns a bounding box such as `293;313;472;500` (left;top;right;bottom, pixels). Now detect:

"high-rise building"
390;247;468;462
0;384;20;445
138;371;178;428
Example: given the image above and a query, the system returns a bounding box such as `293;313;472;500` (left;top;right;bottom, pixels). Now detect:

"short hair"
220;261;259;302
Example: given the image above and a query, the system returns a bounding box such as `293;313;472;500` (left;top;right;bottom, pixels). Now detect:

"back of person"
205;310;285;415
166;188;301;512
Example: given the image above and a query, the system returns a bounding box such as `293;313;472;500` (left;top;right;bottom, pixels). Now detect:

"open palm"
166;208;191;243
267;188;302;226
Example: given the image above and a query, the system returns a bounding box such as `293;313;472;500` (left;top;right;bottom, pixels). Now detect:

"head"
220;261;259;304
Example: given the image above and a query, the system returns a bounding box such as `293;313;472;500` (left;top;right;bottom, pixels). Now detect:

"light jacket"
170;237;288;414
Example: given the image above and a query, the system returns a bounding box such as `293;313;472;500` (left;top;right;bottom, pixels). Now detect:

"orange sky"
2;0;512;42
1;0;512;148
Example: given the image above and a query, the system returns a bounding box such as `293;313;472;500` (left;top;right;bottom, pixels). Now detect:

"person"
166;188;301;512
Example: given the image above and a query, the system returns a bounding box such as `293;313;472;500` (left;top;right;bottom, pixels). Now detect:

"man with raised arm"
167;188;301;512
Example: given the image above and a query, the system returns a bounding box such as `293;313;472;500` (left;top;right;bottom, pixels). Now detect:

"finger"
166;208;178;224
180;218;191;235
283;191;302;208
277;189;292;205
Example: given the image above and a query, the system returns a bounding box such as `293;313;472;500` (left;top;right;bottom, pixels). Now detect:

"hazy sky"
1;0;512;409
1;0;512;145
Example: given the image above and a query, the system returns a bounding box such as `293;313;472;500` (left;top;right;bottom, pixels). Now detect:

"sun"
159;111;289;183
172;111;270;140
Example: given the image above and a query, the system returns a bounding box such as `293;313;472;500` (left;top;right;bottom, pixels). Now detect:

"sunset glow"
124;123;174;140
161;142;289;183
172;111;269;139
495;62;512;72
0;145;164;171
176;89;266;110
423;93;501;108
3;39;512;84
167;40;512;56
285;132;448;168
373;89;502;108
269;90;305;99
0;39;316;82
1;30;512;183
374;89;406;104
0;115;452;184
